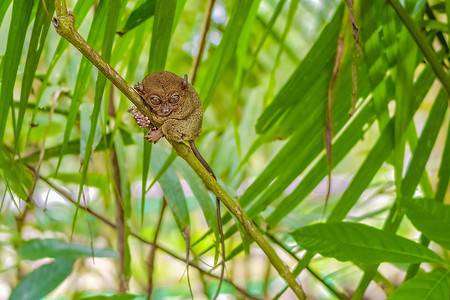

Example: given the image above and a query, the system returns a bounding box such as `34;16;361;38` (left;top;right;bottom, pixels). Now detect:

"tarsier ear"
134;82;145;97
182;74;188;90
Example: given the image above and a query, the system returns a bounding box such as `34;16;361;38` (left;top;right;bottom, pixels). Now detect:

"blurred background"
0;0;448;299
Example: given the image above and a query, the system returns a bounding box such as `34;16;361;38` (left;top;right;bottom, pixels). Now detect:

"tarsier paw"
145;128;164;143
129;106;151;128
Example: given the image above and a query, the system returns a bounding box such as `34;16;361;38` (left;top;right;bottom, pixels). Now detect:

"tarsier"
130;71;225;298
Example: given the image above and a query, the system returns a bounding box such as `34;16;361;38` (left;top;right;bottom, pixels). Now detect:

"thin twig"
190;0;216;84
52;3;305;297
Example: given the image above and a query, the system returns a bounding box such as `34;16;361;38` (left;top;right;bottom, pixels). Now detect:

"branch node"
52;13;75;36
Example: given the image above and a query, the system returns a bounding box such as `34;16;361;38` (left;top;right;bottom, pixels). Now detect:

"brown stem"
52;3;305;297
262;259;272;299
190;0;216;84
37;174;258;300
108;80;129;292
110;145;128;292
147;200;166;299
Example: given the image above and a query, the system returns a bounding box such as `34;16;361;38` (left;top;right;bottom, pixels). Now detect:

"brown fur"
132;71;202;143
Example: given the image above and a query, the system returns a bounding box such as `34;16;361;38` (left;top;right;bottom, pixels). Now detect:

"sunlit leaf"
291;222;444;264
390;269;450;300
405;199;450;250
18;238;116;260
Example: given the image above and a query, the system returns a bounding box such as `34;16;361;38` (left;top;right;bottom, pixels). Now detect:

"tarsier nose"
161;105;171;114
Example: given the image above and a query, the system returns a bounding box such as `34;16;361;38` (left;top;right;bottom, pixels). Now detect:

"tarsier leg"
129;106;151;129
161;120;184;142
161;108;202;142
145;127;164;143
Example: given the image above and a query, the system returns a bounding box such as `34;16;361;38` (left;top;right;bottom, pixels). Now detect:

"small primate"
130;71;225;299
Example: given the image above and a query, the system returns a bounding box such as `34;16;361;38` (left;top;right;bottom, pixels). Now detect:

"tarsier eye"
170;93;180;104
149;95;161;105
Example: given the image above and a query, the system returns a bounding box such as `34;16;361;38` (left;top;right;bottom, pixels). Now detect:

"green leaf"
390;270;450;300
151;146;189;232
0;0;12;28
147;0;177;72
405;199;450;250
0;0;35;140
55;0;109;174
79;103;103;159
74;0;122;233
328;69;438;222
435;120;450;204
25;0;94;136
9;259;75;300
15;0;55;150
0;146;33;200
291;222;444;264
245;0;288;74
118;0;156;35
238;5;345;211
176;159;219;243
255;4;344;133
200;0;260;107
400;89;448;200
18;238;116;260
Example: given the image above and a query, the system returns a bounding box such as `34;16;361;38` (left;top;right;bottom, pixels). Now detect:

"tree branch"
52;2;305;298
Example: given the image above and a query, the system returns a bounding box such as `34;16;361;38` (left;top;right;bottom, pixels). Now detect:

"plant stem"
52;2;305;298
110;144;129;292
190;0;216;84
147;200;166;299
38;173;258;300
387;0;450;95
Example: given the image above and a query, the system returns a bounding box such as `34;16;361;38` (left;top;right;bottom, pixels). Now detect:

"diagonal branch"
52;1;305;298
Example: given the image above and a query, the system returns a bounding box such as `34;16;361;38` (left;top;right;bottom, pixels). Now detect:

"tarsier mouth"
157;110;172;117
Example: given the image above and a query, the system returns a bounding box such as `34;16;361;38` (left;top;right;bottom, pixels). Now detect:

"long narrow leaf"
0;0;34;140
15;0;55;151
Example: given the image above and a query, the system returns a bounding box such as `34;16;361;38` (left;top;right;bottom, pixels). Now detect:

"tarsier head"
135;71;189;118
